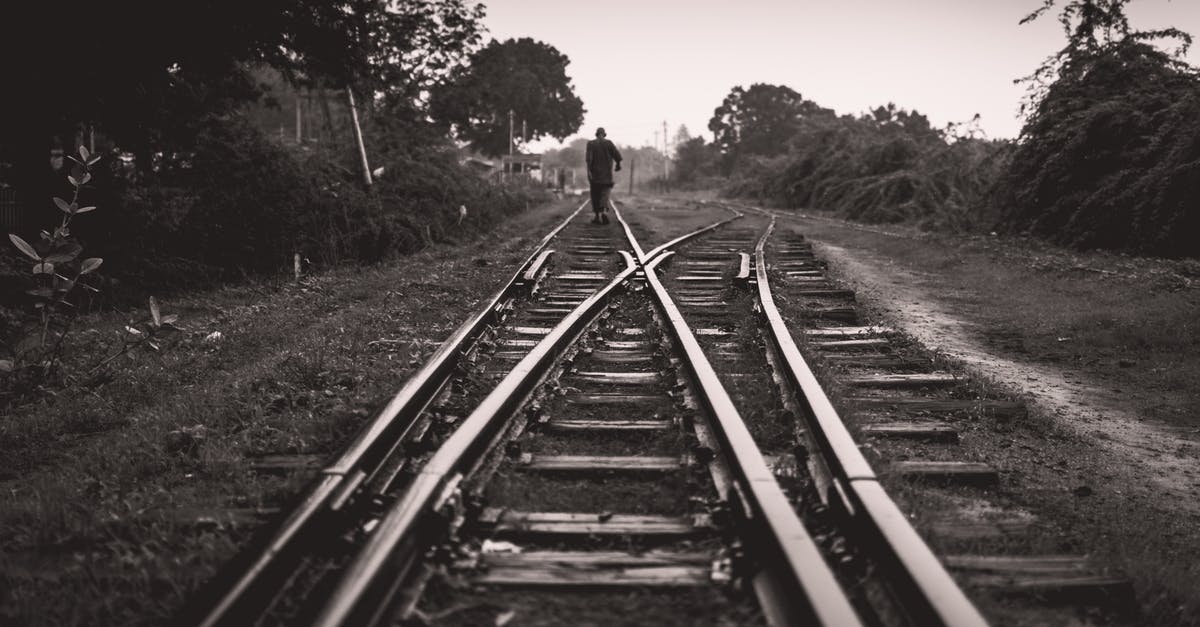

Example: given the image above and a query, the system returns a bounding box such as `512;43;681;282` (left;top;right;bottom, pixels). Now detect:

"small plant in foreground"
2;145;104;380
87;296;182;374
1;147;181;403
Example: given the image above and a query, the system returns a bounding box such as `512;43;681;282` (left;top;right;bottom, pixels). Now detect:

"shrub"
991;40;1200;257
70;114;545;294
723;106;1011;233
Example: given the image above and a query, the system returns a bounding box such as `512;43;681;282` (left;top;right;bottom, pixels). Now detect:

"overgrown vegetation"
993;0;1199;256
1;2;565;295
79;115;544;287
700;0;1198;258
1;2;565;389
723;103;1009;232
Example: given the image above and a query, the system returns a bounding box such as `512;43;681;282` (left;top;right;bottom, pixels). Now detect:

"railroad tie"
569;370;661;386
588;349;657;364
599;339;653;350
925;516;1035;542
479;509;712;537
496;338;540;348
889;461;999;487
842;372;960;389
784;270;824;277
553;273;607;280
793;288;856;299
943;555;1134;607
846;397;1026;418
544;416;674;432
473;551;717;588
509;326;554;336
858;421;960;443
804;325;891;338
820;354;915;368
517;453;692;474
800;306;858;322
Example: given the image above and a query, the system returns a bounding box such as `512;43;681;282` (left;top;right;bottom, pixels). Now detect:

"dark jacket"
586;138;622;186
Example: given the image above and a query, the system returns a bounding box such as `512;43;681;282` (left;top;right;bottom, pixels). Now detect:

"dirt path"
813;241;1200;516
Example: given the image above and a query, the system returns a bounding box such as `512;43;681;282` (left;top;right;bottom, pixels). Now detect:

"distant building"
500;153;542;181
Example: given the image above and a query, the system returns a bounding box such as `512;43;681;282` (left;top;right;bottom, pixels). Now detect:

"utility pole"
295;87;303;145
663;120;670;183
508;110;515;156
346;87;372;187
629;157;635;194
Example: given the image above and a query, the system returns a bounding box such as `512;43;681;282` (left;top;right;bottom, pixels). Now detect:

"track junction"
185;198;1130;626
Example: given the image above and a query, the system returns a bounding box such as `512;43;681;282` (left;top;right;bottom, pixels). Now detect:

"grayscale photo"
1;1;1198;625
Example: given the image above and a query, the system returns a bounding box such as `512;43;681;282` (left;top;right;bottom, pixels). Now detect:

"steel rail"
753;219;989;627
308;205;754;626
615;204;864;627
191;201;587;627
312;251;640;627
613;198;742;263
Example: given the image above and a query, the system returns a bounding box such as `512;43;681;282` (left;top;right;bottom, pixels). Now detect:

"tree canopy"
707;84;831;167
431;38;586;156
2;0;485;208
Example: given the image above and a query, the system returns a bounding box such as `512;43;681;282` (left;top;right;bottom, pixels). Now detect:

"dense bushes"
722;106;1011;233
63;115;544;293
992;40;1200;257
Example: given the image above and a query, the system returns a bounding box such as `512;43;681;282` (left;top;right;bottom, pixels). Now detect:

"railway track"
188;198;997;626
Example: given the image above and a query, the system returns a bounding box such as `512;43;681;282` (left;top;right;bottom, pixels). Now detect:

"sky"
482;0;1200;150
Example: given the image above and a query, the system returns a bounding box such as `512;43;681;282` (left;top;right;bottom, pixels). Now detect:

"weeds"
3;145;105;381
2;146;180;409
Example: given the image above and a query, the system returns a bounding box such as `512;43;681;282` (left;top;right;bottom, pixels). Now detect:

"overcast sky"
483;0;1200;150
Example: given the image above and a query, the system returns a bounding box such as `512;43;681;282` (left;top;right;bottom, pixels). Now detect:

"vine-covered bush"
991;39;1200;257
723;107;1010;233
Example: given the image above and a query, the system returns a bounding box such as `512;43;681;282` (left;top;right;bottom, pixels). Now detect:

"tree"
707;84;831;165
993;0;1200;256
672;137;717;184
431;38;585;156
673;125;693;151
1016;0;1193;116
358;0;485;112
0;1;485;218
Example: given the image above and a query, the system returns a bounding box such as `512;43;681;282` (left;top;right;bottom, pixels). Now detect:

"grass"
0;199;580;626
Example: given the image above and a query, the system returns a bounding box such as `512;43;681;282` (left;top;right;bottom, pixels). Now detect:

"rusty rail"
753;218;989;627
617;205;864;627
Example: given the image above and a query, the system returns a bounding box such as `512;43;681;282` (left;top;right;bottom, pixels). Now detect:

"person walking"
585;127;622;224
